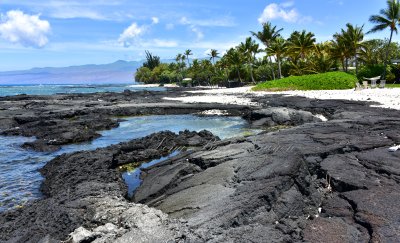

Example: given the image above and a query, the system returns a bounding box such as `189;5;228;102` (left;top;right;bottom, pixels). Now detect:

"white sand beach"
164;86;400;110
130;83;179;88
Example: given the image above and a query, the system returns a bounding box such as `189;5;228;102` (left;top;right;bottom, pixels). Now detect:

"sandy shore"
130;83;179;88
164;86;400;110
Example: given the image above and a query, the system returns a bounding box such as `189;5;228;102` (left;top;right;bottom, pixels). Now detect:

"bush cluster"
252;71;357;91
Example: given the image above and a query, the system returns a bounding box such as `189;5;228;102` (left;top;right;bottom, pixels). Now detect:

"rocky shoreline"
1;89;400;242
0;89;250;152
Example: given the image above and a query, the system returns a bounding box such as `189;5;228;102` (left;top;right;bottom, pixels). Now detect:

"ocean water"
0;115;258;212
0;84;165;97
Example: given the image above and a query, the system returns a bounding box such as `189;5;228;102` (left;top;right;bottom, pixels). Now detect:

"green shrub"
356;65;385;80
390;65;400;83
210;75;225;85
252;71;357;91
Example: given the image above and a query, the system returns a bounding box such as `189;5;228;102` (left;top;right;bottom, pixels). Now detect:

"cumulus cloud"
258;2;312;24
0;10;51;48
118;22;146;47
151;17;159;24
190;26;204;40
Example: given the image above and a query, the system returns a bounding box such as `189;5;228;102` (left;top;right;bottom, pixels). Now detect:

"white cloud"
190;26;204;40
0;10;51;48
180;16;205;40
118;22;146;47
258;2;313;24
151;17;159;24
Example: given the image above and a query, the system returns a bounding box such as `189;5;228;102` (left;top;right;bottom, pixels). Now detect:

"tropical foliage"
135;1;400;86
253;72;357;91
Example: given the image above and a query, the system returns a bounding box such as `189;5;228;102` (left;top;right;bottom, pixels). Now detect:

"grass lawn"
253;72;357;91
386;83;400;88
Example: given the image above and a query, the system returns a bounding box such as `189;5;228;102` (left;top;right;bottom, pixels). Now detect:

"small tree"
143;50;160;70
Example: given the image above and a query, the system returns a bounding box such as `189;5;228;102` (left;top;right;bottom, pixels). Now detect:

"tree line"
135;0;400;86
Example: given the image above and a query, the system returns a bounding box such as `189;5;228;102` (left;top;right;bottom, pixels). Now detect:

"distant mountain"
0;60;143;85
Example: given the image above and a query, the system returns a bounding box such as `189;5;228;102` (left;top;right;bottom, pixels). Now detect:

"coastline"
164;86;400;110
0;88;399;242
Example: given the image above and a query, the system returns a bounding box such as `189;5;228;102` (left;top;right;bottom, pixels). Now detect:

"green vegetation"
253;72;357;91
135;0;400;88
387;83;400;87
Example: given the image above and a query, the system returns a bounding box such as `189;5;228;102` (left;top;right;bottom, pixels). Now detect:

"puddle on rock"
121;150;181;198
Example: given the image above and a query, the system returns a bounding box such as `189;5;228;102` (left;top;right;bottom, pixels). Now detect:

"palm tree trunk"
277;56;282;79
355;55;358;75
342;58;345;72
237;67;242;82
383;30;394;80
249;63;256;84
269;56;276;80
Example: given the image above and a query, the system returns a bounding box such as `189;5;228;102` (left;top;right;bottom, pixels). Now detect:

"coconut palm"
175;53;182;64
339;23;365;74
287;30;316;61
208;49;220;65
226;48;243;82
310;42;336;73
251;22;283;80
267;37;287;78
331;34;350;71
368;0;400;79
239;37;259;83
184;49;193;67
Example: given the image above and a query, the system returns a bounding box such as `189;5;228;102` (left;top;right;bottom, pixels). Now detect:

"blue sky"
0;0;397;71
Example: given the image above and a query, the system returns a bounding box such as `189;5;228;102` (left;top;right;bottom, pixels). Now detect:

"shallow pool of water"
0;115;258;212
122;151;181;198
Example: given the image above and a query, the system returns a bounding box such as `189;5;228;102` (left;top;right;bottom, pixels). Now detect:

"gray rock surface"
133;95;400;242
1;90;400;242
0;90;249;152
0;130;217;242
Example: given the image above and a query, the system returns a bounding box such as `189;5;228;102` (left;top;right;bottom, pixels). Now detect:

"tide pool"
0;115;258;212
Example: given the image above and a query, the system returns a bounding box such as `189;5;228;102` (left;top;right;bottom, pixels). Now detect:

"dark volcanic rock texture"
1;90;400;243
0;130;218;242
134;96;400;242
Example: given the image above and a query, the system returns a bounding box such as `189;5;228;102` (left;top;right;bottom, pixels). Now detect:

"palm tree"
310;42;336;73
175;53;182;64
216;58;230;82
267;37;287;78
287;30;316;61
208;49;220;65
175;53;182;71
368;0;400;79
226;48;243;82
340;23;365;75
239;37;259;83
251;22;283;80
331;34;351;71
184;49;193;67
